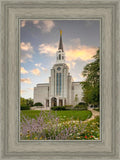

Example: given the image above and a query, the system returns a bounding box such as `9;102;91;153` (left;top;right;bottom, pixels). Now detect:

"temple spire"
58;30;64;52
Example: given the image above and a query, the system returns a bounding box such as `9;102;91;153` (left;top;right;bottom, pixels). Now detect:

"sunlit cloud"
66;47;97;61
41;67;48;71
33;20;39;24
20;42;34;63
38;39;98;62
35;63;42;67
21;59;24;63
71;62;76;68
33;20;55;32
28;88;34;90
21;90;27;94
39;43;57;56
20;42;33;51
66;62;76;69
21;78;32;84
21;53;33;63
66;63;70;69
21;67;28;74
21;20;26;27
79;73;84;78
31;68;40;76
42;20;55;32
73;77;77;81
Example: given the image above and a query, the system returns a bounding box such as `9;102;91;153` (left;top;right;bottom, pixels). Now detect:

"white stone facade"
34;30;83;109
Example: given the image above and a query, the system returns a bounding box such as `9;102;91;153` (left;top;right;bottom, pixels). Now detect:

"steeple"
58;30;64;52
56;30;65;64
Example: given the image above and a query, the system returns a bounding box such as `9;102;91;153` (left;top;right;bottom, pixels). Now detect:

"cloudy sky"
20;20;100;99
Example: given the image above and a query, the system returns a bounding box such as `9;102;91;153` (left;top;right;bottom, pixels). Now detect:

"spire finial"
60;30;62;36
58;30;64;52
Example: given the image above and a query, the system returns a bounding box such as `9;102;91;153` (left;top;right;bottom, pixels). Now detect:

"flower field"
20;110;100;140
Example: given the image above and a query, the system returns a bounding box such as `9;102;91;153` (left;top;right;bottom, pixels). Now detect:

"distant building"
34;30;83;109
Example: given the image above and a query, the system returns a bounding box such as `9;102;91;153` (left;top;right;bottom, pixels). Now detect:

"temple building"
34;30;83;109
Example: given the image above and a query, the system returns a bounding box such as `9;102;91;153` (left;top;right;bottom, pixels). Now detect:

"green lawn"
21;110;92;122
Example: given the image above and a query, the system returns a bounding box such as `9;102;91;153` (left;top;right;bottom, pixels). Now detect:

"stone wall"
34;83;49;106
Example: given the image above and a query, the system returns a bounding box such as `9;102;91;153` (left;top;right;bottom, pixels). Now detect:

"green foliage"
21;105;30;110
80;49;100;106
64;105;73;110
78;102;87;106
74;104;88;110
21;97;33;107
33;102;43;106
51;106;66;110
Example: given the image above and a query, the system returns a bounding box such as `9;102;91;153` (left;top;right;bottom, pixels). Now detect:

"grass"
21;110;92;122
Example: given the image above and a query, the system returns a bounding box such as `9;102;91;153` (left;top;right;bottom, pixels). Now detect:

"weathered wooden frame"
0;0;120;159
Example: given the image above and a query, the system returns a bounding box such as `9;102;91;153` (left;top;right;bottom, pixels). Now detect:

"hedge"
74;103;88;110
33;102;43;106
21;105;30;110
51;106;66;111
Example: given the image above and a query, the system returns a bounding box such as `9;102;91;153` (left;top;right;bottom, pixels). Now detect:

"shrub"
64;105;73;110
21;105;30;110
34;102;43;106
78;102;87;106
74;103;88;110
51;106;66;110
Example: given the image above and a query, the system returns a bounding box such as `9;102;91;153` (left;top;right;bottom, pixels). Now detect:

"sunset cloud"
41;67;48;71
28;88;34;90
42;20;55;32
21;20;26;27
39;40;97;62
79;73;84;78
21;67;28;74
73;77;77;81
21;42;34;63
33;20;55;32
66;46;97;61
66;62;76;69
39;43;57;56
35;63;42;67
21;89;27;94
35;63;48;72
33;20;39;24
71;62;76;68
66;63;70;69
21;53;33;63
21;42;33;51
21;78;32;84
31;68;40;76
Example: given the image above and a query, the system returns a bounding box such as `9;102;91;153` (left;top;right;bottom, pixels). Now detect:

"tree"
20;97;33;107
80;49;100;107
26;98;33;107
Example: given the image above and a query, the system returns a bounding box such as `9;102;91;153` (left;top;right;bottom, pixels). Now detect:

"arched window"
56;73;61;96
59;54;61;60
62;56;64;60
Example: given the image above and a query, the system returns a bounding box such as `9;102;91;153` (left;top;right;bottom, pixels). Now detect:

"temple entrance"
59;99;63;106
51;97;57;107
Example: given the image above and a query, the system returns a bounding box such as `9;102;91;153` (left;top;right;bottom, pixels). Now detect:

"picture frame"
0;0;120;159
